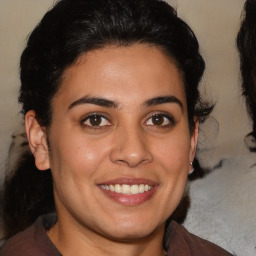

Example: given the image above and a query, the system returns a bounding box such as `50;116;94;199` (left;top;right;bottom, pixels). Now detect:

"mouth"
100;184;153;195
98;178;158;206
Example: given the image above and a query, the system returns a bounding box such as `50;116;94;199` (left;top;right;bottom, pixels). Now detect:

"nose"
109;125;153;168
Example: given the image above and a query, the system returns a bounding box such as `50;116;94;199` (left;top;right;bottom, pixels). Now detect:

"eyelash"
145;113;175;128
80;112;175;129
81;113;112;129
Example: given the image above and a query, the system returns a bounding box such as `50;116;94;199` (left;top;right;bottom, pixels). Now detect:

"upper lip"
98;177;158;186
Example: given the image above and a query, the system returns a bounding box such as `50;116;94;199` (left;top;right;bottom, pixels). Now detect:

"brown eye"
151;115;164;125
89;115;102;126
145;114;174;127
83;114;111;127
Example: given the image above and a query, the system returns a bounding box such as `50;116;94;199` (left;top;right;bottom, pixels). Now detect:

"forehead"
55;44;186;108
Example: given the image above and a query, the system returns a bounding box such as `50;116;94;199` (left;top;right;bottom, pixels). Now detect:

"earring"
189;162;194;175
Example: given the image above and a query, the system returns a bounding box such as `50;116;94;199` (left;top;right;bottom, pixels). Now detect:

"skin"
25;44;198;256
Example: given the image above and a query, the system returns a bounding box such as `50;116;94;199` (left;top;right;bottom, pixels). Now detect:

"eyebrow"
144;96;183;110
68;95;183;110
68;96;118;109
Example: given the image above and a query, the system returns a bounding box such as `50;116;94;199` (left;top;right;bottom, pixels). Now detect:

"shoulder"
166;221;233;256
1;223;38;256
0;215;60;256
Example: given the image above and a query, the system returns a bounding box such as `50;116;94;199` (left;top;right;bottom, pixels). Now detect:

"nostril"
109;149;151;167
114;158;150;168
110;147;153;168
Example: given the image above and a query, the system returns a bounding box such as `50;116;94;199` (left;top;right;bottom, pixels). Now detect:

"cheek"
49;131;114;180
152;132;191;171
48;136;110;204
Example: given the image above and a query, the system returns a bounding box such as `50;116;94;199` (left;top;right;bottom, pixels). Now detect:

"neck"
47;218;166;256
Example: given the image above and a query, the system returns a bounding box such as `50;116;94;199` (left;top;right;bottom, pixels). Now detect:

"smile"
98;178;158;205
100;184;153;195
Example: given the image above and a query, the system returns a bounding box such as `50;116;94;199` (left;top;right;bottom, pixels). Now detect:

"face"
27;44;198;242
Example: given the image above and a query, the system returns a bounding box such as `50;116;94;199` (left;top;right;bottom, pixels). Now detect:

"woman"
1;0;231;255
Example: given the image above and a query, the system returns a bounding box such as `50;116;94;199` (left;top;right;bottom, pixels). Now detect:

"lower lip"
99;186;158;206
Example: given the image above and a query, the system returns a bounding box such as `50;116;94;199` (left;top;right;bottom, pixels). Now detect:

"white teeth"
101;184;153;195
139;184;144;193
130;184;139;194
122;184;131;195
114;184;122;193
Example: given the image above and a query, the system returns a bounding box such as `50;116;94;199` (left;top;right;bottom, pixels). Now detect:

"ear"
189;118;199;163
25;110;50;171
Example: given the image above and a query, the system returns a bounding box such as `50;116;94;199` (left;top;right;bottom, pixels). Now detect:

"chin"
104;229;155;242
99;218;164;242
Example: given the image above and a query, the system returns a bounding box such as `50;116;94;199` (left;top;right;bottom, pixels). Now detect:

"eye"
145;113;174;127
82;114;111;128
